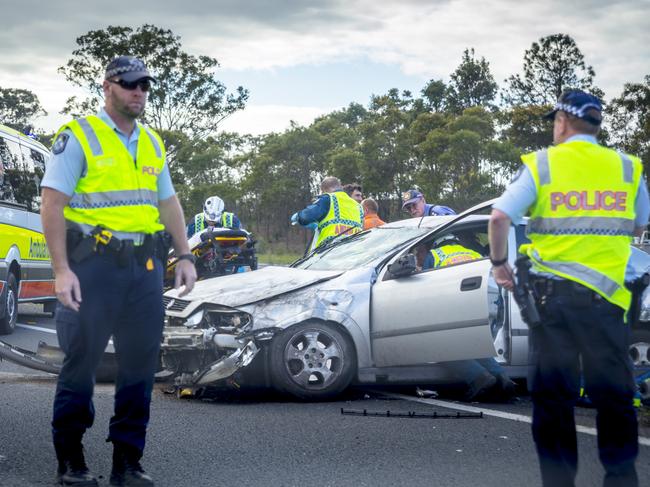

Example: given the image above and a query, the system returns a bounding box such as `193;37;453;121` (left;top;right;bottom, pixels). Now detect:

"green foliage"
606;75;650;171
498;105;553;153
58;24;248;137
421;79;447;112
503;33;599;106
0;87;47;130
414;107;510;210
445;49;498;113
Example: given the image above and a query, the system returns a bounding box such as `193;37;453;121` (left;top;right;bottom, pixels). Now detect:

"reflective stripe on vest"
60;115;166;235
195;213;206;232
69;189;159;209
193;212;235;232
527;216;636;236
431;244;482;268
315;192;363;248
222;212;234;228
521;141;642;310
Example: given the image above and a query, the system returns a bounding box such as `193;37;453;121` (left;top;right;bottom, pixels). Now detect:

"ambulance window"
0;136;19;203
29;148;46;173
0;137;23;170
20;144;35;172
1;139;40;210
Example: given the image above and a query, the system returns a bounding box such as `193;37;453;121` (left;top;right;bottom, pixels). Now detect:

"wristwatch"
489;256;508;266
176;253;196;264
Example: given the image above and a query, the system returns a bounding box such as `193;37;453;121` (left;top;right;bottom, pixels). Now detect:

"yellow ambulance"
0;123;55;334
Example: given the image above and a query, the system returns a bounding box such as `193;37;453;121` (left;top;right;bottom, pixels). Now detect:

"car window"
293;227;430;271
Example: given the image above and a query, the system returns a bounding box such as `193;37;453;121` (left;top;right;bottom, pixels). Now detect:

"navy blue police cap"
543;89;602;126
104;56;157;83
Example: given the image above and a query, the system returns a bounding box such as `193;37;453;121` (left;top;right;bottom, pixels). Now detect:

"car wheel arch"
262;305;372;368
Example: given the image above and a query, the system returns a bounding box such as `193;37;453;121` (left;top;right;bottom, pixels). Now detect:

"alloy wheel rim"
283;329;344;390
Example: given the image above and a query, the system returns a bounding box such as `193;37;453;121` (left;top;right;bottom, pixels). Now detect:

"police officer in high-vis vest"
423;234;482;269
41;56;197;486
291;176;363;250
488;89;649;487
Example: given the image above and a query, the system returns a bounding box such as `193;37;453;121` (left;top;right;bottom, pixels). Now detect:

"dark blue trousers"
529;292;638;487
52;252;164;453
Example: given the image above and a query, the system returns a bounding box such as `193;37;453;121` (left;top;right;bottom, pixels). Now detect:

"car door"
370;244;496;368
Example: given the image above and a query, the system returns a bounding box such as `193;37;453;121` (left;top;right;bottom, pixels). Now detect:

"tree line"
1;26;648;253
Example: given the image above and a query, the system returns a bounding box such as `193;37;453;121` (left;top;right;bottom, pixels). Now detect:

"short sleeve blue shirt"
41;109;175;200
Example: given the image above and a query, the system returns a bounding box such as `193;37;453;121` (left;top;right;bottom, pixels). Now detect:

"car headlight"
171;305;252;334
184;309;204;327
206;310;252;332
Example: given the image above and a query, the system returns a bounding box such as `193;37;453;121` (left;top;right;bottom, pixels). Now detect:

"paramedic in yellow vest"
40;56;197;487
186;195;242;238
488;89;649;487
290;176;363;250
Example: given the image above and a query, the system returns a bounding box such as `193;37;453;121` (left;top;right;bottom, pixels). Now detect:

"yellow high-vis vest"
194;212;236;232
521;140;642;311
431;244;482;268
59;116;166;235
314;192;363;248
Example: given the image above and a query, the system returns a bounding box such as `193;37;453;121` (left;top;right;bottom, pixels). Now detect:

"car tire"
629;328;650;368
269;321;356;400
0;273;18;335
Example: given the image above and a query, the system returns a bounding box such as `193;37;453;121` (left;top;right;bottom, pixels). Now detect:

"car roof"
0;123;49;153
381;213;489;229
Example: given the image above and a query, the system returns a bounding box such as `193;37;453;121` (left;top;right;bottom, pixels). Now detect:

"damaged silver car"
160;202;498;400
159;200;650;400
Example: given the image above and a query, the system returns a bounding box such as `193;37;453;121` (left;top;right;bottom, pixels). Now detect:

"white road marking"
383;392;650;447
16;323;56;334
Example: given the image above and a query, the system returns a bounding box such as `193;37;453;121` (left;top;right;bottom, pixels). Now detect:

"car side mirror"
388;254;417;278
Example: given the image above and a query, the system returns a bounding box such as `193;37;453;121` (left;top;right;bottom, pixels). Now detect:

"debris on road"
340;408;483;419
416;387;438;398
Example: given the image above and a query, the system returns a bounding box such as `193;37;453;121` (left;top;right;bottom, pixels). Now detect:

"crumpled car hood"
164;266;342;311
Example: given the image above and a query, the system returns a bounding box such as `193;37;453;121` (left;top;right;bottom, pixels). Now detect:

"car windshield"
293;227;430;271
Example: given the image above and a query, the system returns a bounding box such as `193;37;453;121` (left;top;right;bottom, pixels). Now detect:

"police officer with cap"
401;188;456;217
41;55;197;486
488;89;649;486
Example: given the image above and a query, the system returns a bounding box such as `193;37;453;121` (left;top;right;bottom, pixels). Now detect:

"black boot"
54;441;98;486
110;442;154;486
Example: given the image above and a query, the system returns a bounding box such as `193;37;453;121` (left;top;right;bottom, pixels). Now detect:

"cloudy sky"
1;0;648;135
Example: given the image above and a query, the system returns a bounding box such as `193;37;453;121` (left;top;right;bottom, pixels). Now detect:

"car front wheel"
269;321;356;400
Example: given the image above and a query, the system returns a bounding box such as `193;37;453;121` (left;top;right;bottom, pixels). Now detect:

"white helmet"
203;196;225;222
433;234;458;247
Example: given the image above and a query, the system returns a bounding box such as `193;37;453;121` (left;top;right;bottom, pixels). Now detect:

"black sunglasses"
108;78;151;92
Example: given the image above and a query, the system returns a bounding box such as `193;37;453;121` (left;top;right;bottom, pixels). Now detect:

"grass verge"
257;252;301;266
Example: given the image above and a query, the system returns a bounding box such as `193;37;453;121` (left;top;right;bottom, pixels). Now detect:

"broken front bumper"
160;324;262;388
